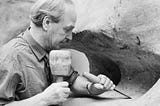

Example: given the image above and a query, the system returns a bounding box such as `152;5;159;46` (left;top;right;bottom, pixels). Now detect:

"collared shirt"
0;28;50;105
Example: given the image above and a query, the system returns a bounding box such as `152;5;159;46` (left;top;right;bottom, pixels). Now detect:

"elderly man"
0;0;115;105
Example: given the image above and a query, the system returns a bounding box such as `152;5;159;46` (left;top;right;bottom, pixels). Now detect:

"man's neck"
29;23;48;51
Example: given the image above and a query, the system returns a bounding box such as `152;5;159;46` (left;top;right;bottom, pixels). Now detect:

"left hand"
83;72;116;95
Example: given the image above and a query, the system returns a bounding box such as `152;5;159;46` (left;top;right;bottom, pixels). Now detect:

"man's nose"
66;34;72;40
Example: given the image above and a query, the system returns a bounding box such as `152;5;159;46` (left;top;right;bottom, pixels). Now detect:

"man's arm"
5;93;46;106
5;82;70;106
71;72;116;95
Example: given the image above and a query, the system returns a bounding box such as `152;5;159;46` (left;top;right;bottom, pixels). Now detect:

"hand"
39;82;71;105
97;74;115;90
89;74;115;95
83;72;115;95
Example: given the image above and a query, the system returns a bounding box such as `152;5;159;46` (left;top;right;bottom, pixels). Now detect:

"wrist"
34;93;48;106
86;82;94;95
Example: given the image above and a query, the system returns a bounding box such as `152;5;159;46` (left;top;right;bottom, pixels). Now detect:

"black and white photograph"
0;0;160;106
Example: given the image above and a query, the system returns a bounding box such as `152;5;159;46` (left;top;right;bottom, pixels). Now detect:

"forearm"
71;73;116;96
71;76;90;95
5;93;47;106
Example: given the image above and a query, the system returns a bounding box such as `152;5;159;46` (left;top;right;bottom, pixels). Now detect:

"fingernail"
95;84;104;89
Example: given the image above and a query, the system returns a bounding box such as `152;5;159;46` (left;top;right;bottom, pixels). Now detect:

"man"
0;0;115;105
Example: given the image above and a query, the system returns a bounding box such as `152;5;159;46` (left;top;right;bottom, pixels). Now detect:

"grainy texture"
1;0;160;105
60;31;160;98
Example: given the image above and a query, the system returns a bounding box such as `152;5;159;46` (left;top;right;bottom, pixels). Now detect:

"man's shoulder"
0;37;32;61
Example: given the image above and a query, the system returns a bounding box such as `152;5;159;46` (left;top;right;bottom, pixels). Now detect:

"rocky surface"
1;0;160;105
1;0;160;54
61;30;160;99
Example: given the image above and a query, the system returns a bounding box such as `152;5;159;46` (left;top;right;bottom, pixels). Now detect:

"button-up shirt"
0;28;50;105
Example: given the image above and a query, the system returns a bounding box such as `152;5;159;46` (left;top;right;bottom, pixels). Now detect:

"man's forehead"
64;3;76;20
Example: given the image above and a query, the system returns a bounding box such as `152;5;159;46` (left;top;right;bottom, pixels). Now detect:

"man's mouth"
58;39;71;48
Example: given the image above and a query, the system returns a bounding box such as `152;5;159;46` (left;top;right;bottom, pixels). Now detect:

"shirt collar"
23;27;48;61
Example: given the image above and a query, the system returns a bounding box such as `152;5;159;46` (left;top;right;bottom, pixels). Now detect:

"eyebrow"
63;25;75;31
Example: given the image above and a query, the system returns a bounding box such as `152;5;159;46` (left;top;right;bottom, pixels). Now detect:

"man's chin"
58;42;71;48
53;45;61;50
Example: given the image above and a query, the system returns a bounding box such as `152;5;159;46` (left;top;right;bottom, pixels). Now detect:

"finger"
98;75;107;85
103;79;111;89
107;81;115;90
94;83;104;89
57;81;69;87
82;72;100;83
110;84;116;90
62;93;70;98
104;80;113;90
97;74;107;79
63;88;71;94
108;81;114;90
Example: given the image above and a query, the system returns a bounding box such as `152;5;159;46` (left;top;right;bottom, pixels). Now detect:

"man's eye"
65;29;70;32
64;28;72;33
64;26;74;33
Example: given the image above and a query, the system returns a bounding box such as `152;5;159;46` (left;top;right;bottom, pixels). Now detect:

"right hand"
39;82;71;105
83;72;115;95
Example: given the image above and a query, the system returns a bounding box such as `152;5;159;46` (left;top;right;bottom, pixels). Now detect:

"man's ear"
42;16;51;31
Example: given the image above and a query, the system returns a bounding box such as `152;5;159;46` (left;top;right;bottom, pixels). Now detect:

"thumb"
56;81;69;87
82;72;100;83
94;83;104;89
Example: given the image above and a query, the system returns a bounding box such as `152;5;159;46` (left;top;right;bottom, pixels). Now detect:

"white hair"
30;0;73;26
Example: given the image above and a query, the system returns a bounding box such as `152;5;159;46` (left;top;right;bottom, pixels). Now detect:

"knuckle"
106;77;110;80
110;85;116;90
65;94;70;98
56;88;62;93
50;83;56;87
102;75;106;77
104;82;110;88
100;74;106;78
110;81;113;84
57;82;68;86
66;88;71;92
98;74;103;78
99;74;103;76
113;84;116;88
109;81;112;85
105;80;110;84
63;82;69;86
64;81;69;84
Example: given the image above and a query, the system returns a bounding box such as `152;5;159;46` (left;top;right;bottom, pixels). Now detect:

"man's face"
47;4;76;50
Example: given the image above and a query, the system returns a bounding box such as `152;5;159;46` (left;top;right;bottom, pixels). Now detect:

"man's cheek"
55;45;61;50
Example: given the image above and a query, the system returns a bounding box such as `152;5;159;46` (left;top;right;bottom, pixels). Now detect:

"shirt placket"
43;55;53;85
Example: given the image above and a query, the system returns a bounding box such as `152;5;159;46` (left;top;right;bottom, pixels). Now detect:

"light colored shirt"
0;28;49;105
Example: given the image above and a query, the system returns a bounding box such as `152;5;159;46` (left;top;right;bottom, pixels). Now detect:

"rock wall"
2;0;160;54
114;0;160;54
1;0;160;97
0;0;35;45
74;0;160;54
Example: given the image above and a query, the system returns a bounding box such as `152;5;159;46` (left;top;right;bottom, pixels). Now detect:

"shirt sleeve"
0;56;23;105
